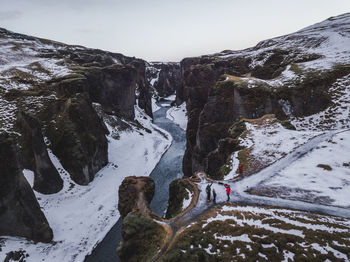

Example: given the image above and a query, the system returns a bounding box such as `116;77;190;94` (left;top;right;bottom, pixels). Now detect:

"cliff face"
117;176;168;262
146;62;183;104
0;27;155;241
0;133;53;243
181;13;350;178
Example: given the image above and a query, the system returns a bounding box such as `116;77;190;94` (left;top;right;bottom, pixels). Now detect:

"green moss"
228;119;246;138
279;119;296;130
118;212;166;262
165;179;193;219
289;63;303;75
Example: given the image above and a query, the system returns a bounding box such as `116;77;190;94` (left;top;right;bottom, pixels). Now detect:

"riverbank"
0;105;172;262
85;100;186;261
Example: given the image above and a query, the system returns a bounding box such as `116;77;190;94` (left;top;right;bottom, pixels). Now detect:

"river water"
85;102;186;261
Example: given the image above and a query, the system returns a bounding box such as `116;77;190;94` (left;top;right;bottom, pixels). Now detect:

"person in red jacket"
224;184;231;201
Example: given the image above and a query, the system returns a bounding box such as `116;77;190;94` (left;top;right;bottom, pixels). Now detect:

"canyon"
1;12;350;262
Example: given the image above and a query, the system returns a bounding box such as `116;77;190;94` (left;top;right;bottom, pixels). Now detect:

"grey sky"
1;0;350;61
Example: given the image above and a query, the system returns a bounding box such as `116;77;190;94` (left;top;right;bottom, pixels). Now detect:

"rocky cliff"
146;62;183;104
0;133;53;243
181;13;350;178
117;176;168;262
0;27;155;241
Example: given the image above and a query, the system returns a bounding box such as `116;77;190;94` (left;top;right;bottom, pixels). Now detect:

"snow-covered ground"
166;102;187;130
254;130;350;207
181;188;193;211
151;97;161;112
223;115;320;178
241;117;320;167
0;37;71;92
216;13;350;73
0;106;172;262
292;74;350;131
196;204;350;260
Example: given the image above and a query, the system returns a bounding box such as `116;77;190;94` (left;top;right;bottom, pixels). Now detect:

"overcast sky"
1;0;350;61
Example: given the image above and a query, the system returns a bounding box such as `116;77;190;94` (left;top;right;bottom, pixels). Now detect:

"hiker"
238;164;243;175
206;183;212;202
224;184;231;201
212;188;217;204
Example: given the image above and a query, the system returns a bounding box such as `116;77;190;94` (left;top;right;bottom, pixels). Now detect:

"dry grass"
160;203;350;262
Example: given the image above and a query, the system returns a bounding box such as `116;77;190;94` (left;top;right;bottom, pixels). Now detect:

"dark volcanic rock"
0;133;53;243
45;93;109;185
17;111;63;194
118;212;166;262
165;179;193;219
117;176;166;262
118;176;155;218
147;62;182;105
180;26;350;178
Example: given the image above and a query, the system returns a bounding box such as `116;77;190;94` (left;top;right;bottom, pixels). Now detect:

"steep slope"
181;13;350;178
0;26;171;261
146;62;183;105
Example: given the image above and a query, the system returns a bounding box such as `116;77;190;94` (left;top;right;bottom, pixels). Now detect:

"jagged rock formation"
117;176;168;262
0;133;53;243
0;27;155;241
0;27;154;186
181;13;350;178
146;62;183;104
16;111;63;194
118;176;155;218
165;179;194;219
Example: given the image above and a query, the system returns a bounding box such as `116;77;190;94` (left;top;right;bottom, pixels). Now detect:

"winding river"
85;101;186;262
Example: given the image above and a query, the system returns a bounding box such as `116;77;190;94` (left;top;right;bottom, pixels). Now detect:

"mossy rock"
165;179;194;219
118;212;166;262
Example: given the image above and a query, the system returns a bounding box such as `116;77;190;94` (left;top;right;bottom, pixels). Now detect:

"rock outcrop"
0;133;53;243
16;111;63;194
146;62;183;104
118;176;155;218
0;27;155;241
117;176;168;262
181;14;350;178
165;179;194;219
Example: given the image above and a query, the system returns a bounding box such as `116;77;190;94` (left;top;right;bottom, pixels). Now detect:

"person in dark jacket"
206;183;212;202
212;188;217;204
224;184;231;201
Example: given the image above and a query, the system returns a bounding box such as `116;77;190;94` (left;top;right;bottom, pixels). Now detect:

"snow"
223;151;239;180
216;13;350;72
0;37;70;92
0;106;172;262
0;96;17;133
240;117;320;168
166;102;187;130
282;250;295;262
292;74;350;131
214;233;252;243
152;97;161;112
181;188;193;211
259;130;350;207
203;244;216;255
163;94;176;101
23;169;34;187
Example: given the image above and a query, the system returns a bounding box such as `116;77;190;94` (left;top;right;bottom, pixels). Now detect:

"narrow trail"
154;129;350;261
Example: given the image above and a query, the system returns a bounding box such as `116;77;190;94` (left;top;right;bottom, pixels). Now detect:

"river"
85;101;186;261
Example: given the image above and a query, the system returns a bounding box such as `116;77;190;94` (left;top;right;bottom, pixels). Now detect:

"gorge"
1;12;350;262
